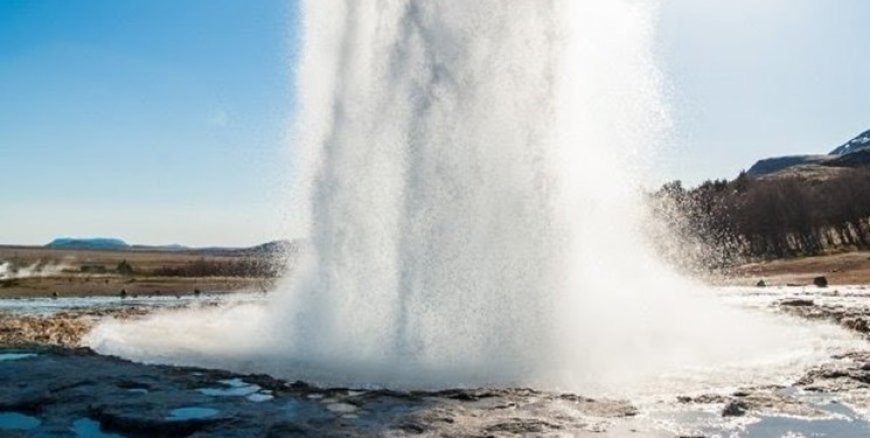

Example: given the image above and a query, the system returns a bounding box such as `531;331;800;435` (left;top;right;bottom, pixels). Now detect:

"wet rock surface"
2;288;870;436
2;347;870;437
682;390;830;419
0;348;644;437
776;289;870;334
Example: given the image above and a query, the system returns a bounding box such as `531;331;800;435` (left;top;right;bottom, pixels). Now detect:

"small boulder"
843;318;870;333
756;279;766;288
781;298;814;307
814;276;828;288
722;399;749;417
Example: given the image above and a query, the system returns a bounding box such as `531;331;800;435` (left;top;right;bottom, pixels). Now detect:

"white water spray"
88;0;860;396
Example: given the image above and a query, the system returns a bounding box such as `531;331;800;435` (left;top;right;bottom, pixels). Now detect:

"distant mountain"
746;155;830;177
46;238;188;251
830;129;870;155
826;148;870;168
46;238;130;250
747;129;870;178
43;237;296;255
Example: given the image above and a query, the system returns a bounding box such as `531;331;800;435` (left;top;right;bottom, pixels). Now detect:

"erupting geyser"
88;0;858;396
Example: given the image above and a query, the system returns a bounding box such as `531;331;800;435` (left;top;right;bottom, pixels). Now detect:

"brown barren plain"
0;245;283;298
729;250;870;286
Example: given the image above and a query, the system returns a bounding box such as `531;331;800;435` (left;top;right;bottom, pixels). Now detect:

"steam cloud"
0;260;69;280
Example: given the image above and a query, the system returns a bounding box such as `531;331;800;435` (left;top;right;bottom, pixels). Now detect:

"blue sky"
1;1;868;246
1;0;299;245
659;0;870;183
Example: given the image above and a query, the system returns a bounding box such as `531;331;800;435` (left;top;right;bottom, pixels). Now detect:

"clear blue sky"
1;1;868;246
658;0;870;184
1;0;299;246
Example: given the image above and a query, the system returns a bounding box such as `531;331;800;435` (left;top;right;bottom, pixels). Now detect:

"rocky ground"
777;292;870;335
0;295;233;347
0;348;647;437
0;308;146;348
1;288;870;437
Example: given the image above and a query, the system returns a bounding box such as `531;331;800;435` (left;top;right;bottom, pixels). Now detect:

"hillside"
746;155;830;177
747;129;870;179
653;126;870;266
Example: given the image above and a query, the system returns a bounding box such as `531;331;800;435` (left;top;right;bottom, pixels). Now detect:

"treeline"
649;170;870;267
152;257;287;278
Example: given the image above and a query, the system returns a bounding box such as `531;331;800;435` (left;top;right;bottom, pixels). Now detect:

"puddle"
282;400;304;415
72;418;126;437
197;378;273;402
198;378;260;397
646;398;870;437
0;411;42;430
0;294;261;316
745;402;870;436
327;402;359;414
166;407;219;421
746;414;870;436
247;393;275;402
126;388;149;395
0;353;37;362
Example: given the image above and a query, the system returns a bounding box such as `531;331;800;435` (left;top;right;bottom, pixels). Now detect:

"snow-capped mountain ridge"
831;129;870;155
747;128;870;177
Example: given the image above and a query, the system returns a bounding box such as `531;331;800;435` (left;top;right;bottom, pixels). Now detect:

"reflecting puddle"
0;353;37;362
197;378;274;402
746;402;870;436
0;293;262;316
0;412;41;431
165;407;219;421
72;418;126;438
